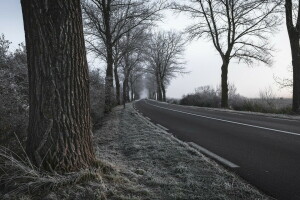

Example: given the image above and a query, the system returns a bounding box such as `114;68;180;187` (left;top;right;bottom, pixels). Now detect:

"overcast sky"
0;1;292;99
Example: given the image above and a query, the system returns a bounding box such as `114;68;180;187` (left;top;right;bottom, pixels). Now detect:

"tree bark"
221;59;229;108
114;63;121;105
103;2;114;113
104;43;114;113
289;36;300;113
21;0;95;172
286;0;300;113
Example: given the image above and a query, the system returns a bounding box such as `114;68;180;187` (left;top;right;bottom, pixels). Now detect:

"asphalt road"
134;99;300;200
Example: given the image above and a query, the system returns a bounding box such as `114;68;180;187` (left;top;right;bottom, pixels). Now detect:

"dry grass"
0;103;273;199
93;103;272;200
0;136;113;200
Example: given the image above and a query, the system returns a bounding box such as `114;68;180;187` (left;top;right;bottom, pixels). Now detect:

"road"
134;99;300;200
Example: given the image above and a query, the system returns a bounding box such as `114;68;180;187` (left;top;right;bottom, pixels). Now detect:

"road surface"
134;99;300;200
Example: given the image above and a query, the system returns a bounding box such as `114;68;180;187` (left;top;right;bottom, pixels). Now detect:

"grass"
0;104;273;199
0;135;114;199
93;104;272;200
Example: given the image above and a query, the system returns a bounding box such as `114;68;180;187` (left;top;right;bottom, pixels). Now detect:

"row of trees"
172;0;300;113
82;0;187;108
84;0;300;113
82;0;166;111
18;0;185;172
83;0;300;112
13;0;300;173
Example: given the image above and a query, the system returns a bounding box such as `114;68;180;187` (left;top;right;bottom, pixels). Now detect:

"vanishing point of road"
134;99;300;200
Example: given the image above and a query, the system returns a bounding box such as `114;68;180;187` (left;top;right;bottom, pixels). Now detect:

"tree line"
0;0;298;172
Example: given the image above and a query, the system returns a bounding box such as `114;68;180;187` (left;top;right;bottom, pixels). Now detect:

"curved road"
134;99;300;200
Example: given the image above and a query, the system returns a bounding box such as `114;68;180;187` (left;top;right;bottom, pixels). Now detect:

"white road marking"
189;142;239;168
147;99;300;122
144;100;300;137
156;124;169;131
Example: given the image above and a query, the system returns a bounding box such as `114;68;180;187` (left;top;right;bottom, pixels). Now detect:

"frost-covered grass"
0;103;272;199
94;103;271;200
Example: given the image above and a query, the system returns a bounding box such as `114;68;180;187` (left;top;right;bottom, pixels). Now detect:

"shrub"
0;35;28;150
89;69;105;129
180;86;220;108
179;84;292;114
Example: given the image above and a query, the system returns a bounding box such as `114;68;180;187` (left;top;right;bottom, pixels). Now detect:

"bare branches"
172;0;282;65
82;0;166;62
145;31;187;101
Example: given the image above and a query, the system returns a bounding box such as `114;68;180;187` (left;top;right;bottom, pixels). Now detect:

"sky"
0;1;293;99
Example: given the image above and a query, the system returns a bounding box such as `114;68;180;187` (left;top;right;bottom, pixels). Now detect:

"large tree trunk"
114;63;121;105
289;36;300;113
292;59;300;113
21;0;95;172
103;2;114;113
221;59;229;108
286;0;300;113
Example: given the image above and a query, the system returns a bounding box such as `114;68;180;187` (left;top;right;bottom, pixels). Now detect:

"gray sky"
0;0;292;99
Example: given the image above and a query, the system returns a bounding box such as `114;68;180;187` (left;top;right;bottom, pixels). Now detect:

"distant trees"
145;31;186;102
21;0;95;172
119;26;149;106
82;0;164;112
173;0;281;108
285;0;300;113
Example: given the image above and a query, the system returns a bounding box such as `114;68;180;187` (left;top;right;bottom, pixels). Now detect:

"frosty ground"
94;103;271;199
1;103;273;200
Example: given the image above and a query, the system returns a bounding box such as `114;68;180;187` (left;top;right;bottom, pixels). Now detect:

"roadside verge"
94;103;272;199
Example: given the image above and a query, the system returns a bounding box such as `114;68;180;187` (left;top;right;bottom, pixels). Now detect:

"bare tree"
173;0;281;108
82;0;165;112
285;0;300;113
146;31;186;102
21;0;95;171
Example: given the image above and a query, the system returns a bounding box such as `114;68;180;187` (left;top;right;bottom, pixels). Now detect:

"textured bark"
221;59;229;108
104;44;114;113
103;2;115;113
286;0;300;113
21;0;95;172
